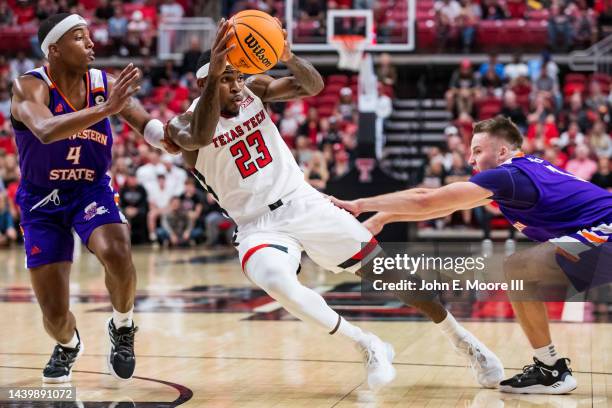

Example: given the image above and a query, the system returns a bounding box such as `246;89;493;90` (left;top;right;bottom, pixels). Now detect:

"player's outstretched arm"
332;182;493;216
107;74;178;154
246;20;324;102
188;19;235;151
11;64;141;144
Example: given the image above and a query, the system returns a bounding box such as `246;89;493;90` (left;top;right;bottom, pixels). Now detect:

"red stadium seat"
417;20;436;50
563;82;586;97
525;9;550;20
317;105;335;118
476;20;503;50
498;19;527;47
326;74;349;85
524;20;549;49
565;73;588;85
590;73;611;92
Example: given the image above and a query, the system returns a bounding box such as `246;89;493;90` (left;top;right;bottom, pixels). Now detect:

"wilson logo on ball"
244;34;272;67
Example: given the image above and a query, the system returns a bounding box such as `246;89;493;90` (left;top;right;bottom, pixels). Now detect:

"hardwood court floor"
0;246;610;407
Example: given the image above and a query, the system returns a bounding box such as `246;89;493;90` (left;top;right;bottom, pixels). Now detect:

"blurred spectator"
181;37;202;75
548;2;573;51
336;87;357;122
279;100;306;141
10;52;35;81
137;150;164;191
566;144;598;180
108;6;129;54
533;62;560;105
479;53;505;81
203;194;234;247
331;147;351;180
161;154;188;196
588;120;612;158
481;0;508;20
2;154;19;185
180;178;205;242
526;116;559;150
159;0;185;21
295;135;314;168
480;63;504;96
572;0;598;46
500;90;528;131
591;156;612;191
376;53;397;87
420;156;446;188
585;81;610;117
304;151;329;191
151;103;175;124
120;174;149;244
560;92;592;132
299;107;320;146
457;0;481;52
146;173;176;242
0;85;10;120
0;1;14;26
504;53;529;85
435;0;462;49
35;0;58;22
94;0;114;22
0;193;16;247
446;59;480;116
157;197;194;247
556;120;585;151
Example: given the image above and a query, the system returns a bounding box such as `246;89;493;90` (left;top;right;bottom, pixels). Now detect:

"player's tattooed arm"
10;64;140;144
246;56;324;103
331;182;493;216
246;23;323;102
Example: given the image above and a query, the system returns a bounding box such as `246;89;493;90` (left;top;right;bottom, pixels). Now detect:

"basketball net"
331;35;367;72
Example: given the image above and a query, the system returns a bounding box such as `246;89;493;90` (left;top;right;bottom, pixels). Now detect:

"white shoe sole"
42;341;84;384
458;333;505;388
106;317;133;381
500;375;577;394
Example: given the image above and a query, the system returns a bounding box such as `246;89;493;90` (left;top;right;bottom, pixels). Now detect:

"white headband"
41;14;89;58
195;62;230;79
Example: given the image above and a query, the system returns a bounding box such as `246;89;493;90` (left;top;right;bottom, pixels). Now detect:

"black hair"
196;50;212;70
38;13;71;46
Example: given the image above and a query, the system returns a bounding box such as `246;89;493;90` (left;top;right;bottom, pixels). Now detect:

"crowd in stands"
429;0;611;51
426;50;611;231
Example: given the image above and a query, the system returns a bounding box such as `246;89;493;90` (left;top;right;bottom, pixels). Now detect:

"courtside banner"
357;241;612;303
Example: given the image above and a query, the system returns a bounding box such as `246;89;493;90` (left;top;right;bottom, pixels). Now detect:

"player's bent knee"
96;240;132;269
503;252;529;281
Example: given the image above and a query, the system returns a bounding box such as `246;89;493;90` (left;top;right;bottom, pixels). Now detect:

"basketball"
227;10;285;75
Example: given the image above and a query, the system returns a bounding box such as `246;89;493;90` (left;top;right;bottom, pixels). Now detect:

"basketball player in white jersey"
164;19;504;390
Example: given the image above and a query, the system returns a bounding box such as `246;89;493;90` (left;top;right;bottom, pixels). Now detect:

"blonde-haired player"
164;19;504;390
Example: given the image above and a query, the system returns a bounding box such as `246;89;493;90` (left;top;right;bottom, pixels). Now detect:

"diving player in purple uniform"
332;116;612;394
10;13;170;383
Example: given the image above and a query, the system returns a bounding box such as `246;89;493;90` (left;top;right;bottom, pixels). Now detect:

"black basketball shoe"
500;357;577;394
107;317;137;380
42;330;84;383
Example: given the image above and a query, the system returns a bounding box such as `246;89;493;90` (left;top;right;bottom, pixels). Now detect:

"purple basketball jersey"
11;66;112;189
496;155;612;242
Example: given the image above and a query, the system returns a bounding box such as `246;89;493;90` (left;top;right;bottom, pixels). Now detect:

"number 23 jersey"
188;86;306;225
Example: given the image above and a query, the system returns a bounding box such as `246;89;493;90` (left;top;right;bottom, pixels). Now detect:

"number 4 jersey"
187;86;306;225
11;66;113;189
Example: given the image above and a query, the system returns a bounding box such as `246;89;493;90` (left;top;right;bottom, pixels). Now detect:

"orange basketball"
226;10;285;75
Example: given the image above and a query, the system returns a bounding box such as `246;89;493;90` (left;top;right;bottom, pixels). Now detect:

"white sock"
534;344;558;366
113;307;134;328
334;316;368;344
437;311;467;345
59;331;79;349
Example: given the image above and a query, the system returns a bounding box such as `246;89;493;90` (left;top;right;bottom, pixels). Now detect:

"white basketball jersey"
188;86;306;225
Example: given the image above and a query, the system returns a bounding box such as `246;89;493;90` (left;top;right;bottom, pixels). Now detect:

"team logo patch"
95;95;105;105
240;96;254;109
84;202;109;221
513;221;527;232
55;104;64;113
31;245;42;255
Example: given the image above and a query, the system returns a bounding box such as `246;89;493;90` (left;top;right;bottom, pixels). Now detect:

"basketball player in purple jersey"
10;13;170;383
333;116;612;394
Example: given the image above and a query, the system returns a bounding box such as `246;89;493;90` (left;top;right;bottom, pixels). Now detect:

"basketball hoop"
330;35;367;72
